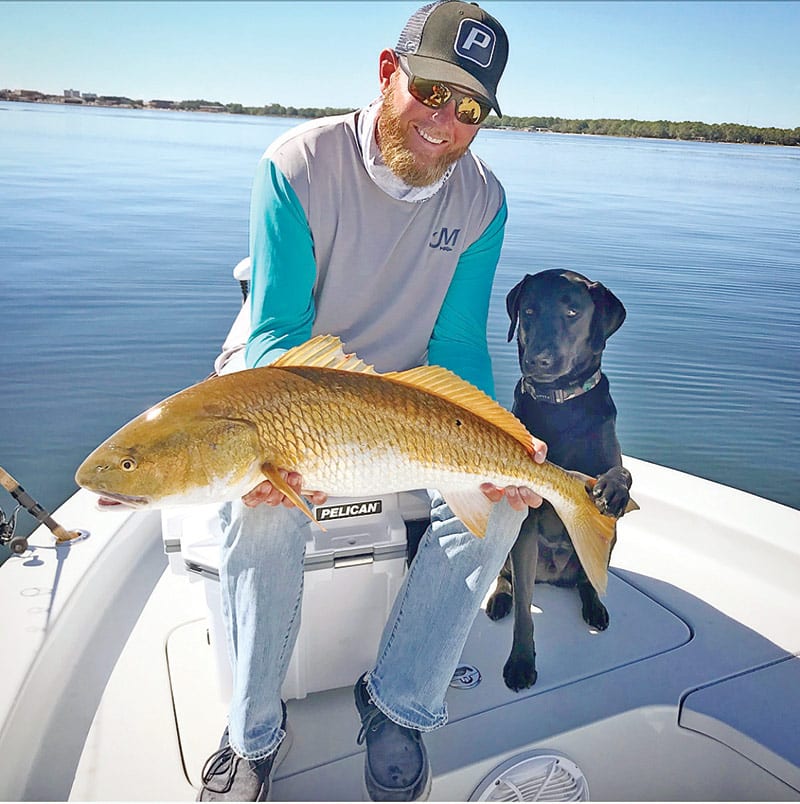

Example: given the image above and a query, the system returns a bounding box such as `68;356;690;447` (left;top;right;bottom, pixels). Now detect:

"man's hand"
480;436;547;512
242;469;328;508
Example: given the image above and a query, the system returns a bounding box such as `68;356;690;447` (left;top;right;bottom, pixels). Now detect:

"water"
1;102;798;538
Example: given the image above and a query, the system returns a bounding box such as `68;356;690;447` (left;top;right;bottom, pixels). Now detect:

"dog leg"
578;574;609;630
486;555;513;621
503;529;539;691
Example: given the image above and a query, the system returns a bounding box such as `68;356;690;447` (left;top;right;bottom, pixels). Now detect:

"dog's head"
506;269;626;383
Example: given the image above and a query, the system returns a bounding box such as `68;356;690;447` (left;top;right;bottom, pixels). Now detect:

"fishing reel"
0;503;28;557
0;466;83;566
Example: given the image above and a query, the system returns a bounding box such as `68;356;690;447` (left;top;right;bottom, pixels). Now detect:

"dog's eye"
524;307;535;316
566;307;579;318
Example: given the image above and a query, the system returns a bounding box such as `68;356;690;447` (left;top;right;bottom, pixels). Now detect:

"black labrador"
486;269;634;691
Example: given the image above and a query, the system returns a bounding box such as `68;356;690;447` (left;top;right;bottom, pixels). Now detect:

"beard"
377;80;470;187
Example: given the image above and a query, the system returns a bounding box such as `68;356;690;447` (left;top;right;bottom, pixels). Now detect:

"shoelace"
357;705;391;745
201;744;237;792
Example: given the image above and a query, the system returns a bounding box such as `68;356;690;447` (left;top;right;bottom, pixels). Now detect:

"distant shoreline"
2;91;797;147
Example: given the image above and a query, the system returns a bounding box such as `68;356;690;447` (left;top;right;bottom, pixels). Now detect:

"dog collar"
522;369;603;404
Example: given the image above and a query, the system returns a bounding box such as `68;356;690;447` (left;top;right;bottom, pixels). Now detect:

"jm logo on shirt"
430;227;460;251
454;19;496;68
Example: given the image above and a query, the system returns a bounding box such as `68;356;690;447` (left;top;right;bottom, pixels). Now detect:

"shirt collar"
356;98;455;203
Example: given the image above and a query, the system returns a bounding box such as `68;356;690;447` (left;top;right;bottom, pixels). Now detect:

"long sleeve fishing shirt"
245;105;507;397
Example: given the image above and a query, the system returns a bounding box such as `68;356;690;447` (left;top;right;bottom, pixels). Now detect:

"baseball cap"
395;0;509;116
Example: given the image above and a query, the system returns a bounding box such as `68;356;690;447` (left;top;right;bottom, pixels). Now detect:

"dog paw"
486;591;512;621
503;655;538;691
582;599;610;630
593;469;632;517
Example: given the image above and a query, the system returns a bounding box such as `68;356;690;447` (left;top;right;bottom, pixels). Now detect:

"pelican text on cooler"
315;500;384;522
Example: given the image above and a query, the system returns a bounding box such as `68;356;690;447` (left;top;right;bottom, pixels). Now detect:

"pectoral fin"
260;463;325;531
441;488;495;538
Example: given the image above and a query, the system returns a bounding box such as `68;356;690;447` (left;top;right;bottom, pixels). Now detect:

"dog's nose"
525;352;554;372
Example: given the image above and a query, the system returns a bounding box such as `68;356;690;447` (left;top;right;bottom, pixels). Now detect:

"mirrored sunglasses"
397;57;492;126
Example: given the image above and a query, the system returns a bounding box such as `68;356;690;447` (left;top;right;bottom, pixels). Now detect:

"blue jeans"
218;491;525;760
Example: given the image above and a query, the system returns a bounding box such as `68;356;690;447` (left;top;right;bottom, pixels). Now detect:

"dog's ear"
588;281;626;353
506;275;533;342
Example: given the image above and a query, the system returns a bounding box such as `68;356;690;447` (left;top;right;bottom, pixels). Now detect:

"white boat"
2;263;799;802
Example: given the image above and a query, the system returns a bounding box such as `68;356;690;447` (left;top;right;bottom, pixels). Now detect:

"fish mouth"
90;491;150;508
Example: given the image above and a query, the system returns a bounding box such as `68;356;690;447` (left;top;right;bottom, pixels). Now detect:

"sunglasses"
397;57;492;126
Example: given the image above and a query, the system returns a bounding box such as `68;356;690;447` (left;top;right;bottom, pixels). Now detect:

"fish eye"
120;457;137;471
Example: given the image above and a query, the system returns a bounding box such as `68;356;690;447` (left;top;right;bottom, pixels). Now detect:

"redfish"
75;335;637;593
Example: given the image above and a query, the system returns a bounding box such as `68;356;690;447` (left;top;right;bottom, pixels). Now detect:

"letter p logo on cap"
455;19;496;67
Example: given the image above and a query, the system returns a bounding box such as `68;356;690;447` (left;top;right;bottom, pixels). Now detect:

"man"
199;2;546;800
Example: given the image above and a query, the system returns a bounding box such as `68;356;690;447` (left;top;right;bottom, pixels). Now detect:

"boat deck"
3;457;800;801
71;565;695;800
72;460;800;800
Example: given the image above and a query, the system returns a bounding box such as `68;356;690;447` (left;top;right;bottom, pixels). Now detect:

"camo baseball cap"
395;0;509;116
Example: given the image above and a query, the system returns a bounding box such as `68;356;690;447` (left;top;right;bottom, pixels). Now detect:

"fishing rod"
0;465;82;554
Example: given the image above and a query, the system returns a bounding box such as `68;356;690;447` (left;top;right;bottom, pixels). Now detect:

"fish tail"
553;471;623;596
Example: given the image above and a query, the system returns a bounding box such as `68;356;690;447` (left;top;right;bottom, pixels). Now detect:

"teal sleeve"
245;157;316;368
428;199;507;399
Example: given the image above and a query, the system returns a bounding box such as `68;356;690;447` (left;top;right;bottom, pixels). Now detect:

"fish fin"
260;463;326;531
440;488;494;538
552;476;616;596
272;335;378;374
274;337;535;455
570;469;596;486
385;366;535;456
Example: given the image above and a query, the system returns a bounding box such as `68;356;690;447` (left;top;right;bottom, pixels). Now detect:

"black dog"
486;269;634;691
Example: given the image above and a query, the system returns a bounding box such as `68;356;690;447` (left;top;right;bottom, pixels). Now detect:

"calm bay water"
1;102;798;537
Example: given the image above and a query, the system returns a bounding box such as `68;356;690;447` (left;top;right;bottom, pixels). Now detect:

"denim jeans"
218;491;525;760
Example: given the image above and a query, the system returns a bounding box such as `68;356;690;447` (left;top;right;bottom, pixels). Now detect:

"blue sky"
2;1;798;128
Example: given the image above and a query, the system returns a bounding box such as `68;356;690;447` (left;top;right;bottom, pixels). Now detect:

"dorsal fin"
272;335;377;373
385;366;535;456
273;335;534;456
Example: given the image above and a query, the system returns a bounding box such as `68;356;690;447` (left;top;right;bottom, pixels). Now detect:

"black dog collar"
522;369;603;405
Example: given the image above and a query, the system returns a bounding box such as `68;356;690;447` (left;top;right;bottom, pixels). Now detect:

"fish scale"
269;369;520;491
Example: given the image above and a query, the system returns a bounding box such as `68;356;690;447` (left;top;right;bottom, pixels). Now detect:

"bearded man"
199;2;547;801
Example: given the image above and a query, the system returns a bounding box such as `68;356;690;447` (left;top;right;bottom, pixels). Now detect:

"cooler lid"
166;494;414;580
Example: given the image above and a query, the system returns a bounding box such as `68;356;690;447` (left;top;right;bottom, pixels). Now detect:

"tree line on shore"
5;91;797;146
180;99;358;119
481;114;800;146
206;100;798;146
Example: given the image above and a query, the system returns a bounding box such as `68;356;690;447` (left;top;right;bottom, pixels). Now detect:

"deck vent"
470;752;589;801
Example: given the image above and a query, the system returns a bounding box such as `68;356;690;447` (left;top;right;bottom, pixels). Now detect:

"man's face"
377;54;480;187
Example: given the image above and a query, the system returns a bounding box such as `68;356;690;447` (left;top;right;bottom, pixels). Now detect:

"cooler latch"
334;550;375;568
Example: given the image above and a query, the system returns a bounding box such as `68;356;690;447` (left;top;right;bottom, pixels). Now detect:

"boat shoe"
197;702;291;801
354;674;432;801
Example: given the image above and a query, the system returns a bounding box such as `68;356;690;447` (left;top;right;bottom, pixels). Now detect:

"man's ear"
379;49;399;93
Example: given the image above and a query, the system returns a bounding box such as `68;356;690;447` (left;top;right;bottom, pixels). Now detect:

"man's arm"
242;156;329;506
428;199;547;509
245;157;317;369
427;199;507;398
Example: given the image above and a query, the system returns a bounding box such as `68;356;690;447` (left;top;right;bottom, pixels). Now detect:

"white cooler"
163;491;430;701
